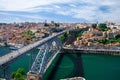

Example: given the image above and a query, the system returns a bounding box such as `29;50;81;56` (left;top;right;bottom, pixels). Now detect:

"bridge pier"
27;72;41;80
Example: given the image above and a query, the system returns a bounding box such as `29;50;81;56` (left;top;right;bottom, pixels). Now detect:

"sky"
0;0;120;23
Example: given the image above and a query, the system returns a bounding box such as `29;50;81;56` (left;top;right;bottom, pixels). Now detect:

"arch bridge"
27;37;62;80
0;30;69;80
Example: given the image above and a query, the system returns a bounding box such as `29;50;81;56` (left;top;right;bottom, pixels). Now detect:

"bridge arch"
27;37;62;80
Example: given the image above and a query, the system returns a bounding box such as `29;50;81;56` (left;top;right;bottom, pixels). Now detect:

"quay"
62;47;120;55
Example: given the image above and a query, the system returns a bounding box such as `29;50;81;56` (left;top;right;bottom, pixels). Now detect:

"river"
43;53;120;80
0;47;120;80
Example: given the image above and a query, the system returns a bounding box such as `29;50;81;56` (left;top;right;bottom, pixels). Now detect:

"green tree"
21;30;34;37
75;30;84;37
11;72;16;78
64;32;68;38
92;24;97;28
60;36;65;42
11;68;25;80
17;68;25;75
27;30;33;35
115;34;120;39
60;32;68;42
98;38;111;44
54;23;59;27
14;72;22;78
44;23;49;26
14;75;24;80
98;23;109;31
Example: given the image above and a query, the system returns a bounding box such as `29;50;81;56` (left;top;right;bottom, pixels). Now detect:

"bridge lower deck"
61;47;120;55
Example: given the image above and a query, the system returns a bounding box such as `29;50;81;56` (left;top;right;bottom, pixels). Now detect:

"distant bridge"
62;47;120;55
0;30;69;80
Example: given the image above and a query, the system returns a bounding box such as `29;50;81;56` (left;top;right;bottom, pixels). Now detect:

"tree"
92;24;97;28
15;72;22;78
54;23;59;27
115;34;120;39
11;72;16;78
11;68;25;80
27;30;33;35
60;32;68;42
17;68;25;75
44;23;49;26
98;38;111;44
60;35;65;42
64;32;68;38
98;23;108;31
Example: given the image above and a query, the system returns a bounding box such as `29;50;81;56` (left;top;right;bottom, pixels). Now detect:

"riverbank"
62;47;120;56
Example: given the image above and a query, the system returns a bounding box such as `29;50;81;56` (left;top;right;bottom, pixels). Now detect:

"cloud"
0;0;120;23
0;0;74;11
0;11;49;23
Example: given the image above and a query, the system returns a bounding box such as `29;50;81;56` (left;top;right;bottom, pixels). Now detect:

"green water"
0;46;12;56
9;50;39;74
0;48;38;77
10;54;30;74
43;53;120;80
82;54;120;80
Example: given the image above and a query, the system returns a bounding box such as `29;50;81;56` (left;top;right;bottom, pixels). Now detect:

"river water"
0;47;120;80
43;53;120;80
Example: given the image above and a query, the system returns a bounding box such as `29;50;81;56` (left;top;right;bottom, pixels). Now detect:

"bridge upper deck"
0;30;67;66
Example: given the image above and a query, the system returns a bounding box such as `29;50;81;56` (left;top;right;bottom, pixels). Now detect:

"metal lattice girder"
39;42;51;74
29;37;62;76
30;45;46;73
